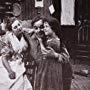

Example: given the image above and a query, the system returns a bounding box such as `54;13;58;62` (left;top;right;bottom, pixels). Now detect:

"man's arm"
2;55;16;79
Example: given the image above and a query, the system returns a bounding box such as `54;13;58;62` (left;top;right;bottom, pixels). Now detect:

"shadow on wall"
21;20;32;28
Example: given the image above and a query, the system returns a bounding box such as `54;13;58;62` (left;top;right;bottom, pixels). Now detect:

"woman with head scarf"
0;17;32;90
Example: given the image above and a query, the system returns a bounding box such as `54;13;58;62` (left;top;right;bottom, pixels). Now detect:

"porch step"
71;44;90;64
75;55;90;65
76;55;90;60
75;50;90;57
72;44;90;51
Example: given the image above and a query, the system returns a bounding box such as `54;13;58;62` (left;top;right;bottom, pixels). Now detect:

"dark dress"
29;34;63;90
25;32;72;90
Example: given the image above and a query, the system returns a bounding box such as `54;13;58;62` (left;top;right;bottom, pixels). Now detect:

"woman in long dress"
0;17;32;90
28;15;72;90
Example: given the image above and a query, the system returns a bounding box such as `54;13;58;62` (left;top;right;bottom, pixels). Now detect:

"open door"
75;0;90;45
52;0;61;22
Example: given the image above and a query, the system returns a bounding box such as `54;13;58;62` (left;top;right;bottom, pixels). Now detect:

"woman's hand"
42;47;59;59
9;70;16;79
2;56;16;79
42;47;67;63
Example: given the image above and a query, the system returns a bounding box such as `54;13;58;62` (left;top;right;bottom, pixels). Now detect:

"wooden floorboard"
71;64;90;90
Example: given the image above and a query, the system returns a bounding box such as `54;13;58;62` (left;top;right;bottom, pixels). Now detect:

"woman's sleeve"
61;43;73;79
0;40;14;74
0;36;14;60
58;42;70;63
1;45;13;60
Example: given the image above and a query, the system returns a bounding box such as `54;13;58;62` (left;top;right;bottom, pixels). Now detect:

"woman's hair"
31;15;63;39
46;17;62;39
0;29;6;35
5;17;17;31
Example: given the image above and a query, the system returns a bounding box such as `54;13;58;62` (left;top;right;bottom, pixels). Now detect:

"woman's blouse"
0;31;28;61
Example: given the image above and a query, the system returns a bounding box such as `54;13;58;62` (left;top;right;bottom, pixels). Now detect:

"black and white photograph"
0;0;90;90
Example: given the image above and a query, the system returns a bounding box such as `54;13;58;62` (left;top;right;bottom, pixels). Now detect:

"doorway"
75;0;90;45
52;0;61;22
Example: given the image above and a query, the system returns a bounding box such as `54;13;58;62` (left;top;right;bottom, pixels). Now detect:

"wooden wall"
20;0;52;20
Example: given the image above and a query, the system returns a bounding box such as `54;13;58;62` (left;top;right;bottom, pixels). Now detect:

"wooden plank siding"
20;0;52;20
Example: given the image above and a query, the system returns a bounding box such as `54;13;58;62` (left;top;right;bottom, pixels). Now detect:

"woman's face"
43;22;53;36
12;20;22;36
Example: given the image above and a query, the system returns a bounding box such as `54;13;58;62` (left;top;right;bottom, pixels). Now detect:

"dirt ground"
70;61;90;90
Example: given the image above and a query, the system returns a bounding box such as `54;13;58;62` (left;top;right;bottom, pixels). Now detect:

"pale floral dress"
0;31;32;90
